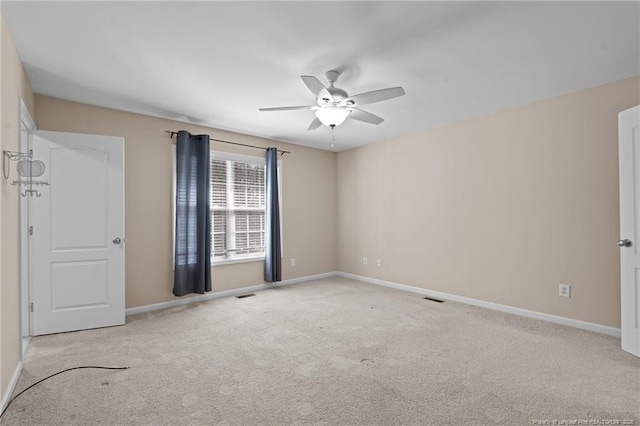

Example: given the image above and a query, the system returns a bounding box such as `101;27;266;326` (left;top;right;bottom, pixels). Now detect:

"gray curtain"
264;147;282;282
173;131;211;296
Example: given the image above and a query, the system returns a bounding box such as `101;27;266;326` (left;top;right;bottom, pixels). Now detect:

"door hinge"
29;226;33;236
30;302;34;312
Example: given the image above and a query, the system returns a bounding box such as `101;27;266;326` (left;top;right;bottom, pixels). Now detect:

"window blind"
210;158;266;260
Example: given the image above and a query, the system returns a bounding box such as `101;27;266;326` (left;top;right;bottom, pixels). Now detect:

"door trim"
19;97;35;349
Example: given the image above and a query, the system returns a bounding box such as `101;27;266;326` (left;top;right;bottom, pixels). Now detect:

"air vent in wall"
236;293;256;299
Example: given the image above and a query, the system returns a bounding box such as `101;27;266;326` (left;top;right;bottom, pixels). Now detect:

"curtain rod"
165;131;290;156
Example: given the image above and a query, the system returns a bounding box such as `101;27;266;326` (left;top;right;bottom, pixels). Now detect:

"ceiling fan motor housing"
322;70;348;103
324;87;348;103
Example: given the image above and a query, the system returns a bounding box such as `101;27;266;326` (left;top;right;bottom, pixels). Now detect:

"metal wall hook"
5;150;49;197
21;189;42;197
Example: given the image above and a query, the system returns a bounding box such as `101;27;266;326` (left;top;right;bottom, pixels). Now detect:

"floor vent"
236;293;256;299
423;296;444;303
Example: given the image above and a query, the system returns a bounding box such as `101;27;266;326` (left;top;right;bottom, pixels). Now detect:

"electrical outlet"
290;258;295;267
363;257;368;265
377;259;381;267
559;284;571;298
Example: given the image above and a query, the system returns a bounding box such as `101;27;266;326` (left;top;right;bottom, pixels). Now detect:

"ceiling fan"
259;70;406;130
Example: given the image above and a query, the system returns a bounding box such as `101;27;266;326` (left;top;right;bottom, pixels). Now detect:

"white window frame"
211;151;265;265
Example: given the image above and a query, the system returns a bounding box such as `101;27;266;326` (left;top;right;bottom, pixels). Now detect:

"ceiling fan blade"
349;108;384;125
307;117;322;131
301;75;333;101
345;86;405;106
259;105;318;112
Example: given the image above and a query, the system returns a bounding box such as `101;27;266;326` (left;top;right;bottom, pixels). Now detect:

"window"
211;152;267;263
172;148;281;266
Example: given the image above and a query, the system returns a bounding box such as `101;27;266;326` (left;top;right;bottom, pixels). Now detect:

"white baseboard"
125;271;338;316
337;272;621;337
125;270;620;337
21;337;30;358
1;361;23;417
276;271;338;286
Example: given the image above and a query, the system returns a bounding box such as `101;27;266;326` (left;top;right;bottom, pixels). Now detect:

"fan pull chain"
330;125;335;148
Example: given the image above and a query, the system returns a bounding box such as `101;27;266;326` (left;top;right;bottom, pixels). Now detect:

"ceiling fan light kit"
315;106;351;127
259;69;405;132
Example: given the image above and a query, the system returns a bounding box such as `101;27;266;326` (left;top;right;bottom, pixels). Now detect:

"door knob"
113;237;122;244
618;239;632;247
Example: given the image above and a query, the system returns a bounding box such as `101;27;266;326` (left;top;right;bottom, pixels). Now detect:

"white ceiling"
2;1;639;152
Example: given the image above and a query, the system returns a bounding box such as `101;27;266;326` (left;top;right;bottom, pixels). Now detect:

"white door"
618;105;640;358
30;130;125;336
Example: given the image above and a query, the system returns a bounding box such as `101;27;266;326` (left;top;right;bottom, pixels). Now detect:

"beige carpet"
3;277;639;425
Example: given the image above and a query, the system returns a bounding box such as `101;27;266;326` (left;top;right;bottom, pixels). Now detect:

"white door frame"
19;98;36;353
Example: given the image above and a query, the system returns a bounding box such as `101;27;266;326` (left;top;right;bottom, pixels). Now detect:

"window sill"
212;256;265;267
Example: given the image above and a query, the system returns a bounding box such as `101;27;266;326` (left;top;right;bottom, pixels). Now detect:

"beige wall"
338;76;640;328
34;96;338;308
0;13;35;399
